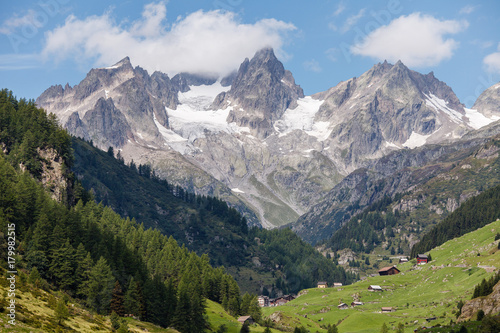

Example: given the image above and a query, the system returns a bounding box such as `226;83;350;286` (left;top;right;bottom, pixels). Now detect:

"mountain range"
36;47;500;242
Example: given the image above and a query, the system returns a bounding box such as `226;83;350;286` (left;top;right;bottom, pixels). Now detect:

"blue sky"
1;0;499;107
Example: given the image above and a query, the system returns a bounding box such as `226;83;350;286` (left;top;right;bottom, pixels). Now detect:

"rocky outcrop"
82;98;133;148
212;48;304;138
473;81;500;118
458;280;500;321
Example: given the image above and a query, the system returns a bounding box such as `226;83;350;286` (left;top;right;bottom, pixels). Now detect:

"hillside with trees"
71;135;356;295
0;89;253;332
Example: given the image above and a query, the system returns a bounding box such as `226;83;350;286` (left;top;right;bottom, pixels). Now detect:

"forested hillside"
411;183;500;257
71;136;356;295
0;89;252;332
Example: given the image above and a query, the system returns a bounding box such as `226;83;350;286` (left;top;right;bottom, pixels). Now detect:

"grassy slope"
0;277;278;333
0;281;178;333
262;219;500;333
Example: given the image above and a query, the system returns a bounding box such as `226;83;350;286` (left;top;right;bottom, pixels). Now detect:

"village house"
399;257;409;263
417;254;428;264
378;266;400;276
351;301;364;307
258;296;269;307
381;307;395;313
317;281;328;288
338;303;348;310
368;285;383;291
237;316;254;325
333;282;343;287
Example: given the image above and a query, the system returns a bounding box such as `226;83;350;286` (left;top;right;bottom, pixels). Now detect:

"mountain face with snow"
36;48;500;231
212;48;304;138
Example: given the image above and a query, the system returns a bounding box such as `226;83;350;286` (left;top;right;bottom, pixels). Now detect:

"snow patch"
464;108;500;129
274;96;332;141
104;90;109;98
384;141;401;149
402;131;432;149
231;188;245;193
424;93;463;124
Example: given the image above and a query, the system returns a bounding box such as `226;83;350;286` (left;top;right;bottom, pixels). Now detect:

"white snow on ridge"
424;93;463;124
231;188;245;193
403;131;432;149
464;108;500;130
274;96;332;141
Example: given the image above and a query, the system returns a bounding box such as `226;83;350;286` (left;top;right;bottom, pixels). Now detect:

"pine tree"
164;279;177;327
327;324;338;333
84;256;115;314
380;322;389;333
111;281;125;317
49;238;76;292
240;321;250;333
173;285;192;333
76;252;93;298
54;298;69;325
28;267;42;288
124;278;140;317
110;311;121;331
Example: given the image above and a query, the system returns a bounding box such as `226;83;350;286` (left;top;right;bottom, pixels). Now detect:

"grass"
262;219;500;333
0;279;178;333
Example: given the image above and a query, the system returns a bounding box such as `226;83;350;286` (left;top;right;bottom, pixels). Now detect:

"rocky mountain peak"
212;47;304;138
473;81;500;118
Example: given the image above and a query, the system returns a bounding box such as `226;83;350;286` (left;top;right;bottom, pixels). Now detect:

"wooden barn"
378;266;400;276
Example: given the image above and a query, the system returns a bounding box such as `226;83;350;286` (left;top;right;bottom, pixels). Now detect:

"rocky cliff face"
37;49;500;231
312;60;474;172
473;81;500;118
459;280;500;321
212;48;304;138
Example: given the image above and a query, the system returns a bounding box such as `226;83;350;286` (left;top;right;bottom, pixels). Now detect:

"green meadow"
262;219;500;333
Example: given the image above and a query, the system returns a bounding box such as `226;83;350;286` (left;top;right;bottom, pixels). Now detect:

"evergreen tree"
124;278;141;317
173;285;192;333
380;322;389;333
240;321;250;333
396;322;404;333
27;266;42;288
111;281;125;317
84;256;115;314
110;311;121;331
54;298;69;325
48;238;76;291
327;324;339;333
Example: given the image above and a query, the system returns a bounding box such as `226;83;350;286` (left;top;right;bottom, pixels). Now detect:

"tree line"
411;183;500;257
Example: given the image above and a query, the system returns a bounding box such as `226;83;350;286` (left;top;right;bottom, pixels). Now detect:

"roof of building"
317;281;327;284
417;254;428;259
338;303;348;307
237;316;253;323
378;266;400;272
369;285;383;290
381;307;394;311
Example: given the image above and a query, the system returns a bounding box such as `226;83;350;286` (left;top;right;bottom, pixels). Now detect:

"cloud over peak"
351;13;468;67
41;2;296;77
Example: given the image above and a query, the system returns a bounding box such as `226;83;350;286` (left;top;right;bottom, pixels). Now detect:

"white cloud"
0;9;44;34
303;59;322;72
342;8;366;33
351;13;468;67
333;3;346;17
484;43;500;74
325;48;339;62
459;5;477;15
41;2;296;77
